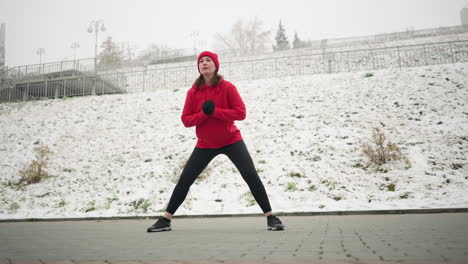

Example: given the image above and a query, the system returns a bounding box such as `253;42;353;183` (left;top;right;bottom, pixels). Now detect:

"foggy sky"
0;0;467;66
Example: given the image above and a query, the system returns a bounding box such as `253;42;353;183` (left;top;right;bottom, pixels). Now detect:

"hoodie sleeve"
181;89;208;127
212;82;246;121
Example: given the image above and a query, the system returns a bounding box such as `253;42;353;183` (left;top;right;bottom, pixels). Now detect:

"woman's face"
198;56;217;75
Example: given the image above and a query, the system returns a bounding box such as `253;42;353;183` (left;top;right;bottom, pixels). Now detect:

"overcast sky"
1;0;467;67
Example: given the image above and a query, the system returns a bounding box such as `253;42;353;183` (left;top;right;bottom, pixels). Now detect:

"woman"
147;51;284;232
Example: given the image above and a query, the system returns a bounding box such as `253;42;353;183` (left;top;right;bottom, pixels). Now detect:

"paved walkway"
1;213;468;263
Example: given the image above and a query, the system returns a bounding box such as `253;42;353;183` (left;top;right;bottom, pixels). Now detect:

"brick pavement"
0;213;467;263
1;260;468;263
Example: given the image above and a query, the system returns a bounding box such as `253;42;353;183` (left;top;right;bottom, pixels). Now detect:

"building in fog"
461;5;468;25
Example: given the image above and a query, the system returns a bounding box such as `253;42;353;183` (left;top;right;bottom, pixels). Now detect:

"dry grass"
360;127;404;167
17;144;53;185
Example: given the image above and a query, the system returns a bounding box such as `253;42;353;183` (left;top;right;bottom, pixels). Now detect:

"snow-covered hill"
0;62;467;219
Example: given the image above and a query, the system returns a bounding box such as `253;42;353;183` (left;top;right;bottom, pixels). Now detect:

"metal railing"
1;40;467;103
104;40;468;91
1;58;95;82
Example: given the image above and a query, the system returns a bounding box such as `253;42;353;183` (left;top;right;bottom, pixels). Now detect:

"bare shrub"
361;127;404;167
17;144;53;185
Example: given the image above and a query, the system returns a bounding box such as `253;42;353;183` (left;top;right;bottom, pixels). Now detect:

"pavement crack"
339;227;359;262
239;238;266;258
292;225;312;256
441;255;449;262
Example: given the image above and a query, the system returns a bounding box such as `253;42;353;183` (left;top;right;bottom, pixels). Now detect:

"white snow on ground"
0;62;467;219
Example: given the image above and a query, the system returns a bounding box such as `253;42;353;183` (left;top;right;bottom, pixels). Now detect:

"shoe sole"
147;227;172;232
267;227;284;231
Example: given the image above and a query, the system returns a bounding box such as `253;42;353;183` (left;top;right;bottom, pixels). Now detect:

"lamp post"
88;20;105;95
87;20;106;73
70;42;80;61
70;42;80;71
190;31;199;55
37;48;45;64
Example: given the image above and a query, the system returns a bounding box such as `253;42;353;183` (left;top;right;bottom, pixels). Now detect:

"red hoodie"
181;79;246;148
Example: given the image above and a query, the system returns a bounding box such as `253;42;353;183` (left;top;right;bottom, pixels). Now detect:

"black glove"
202;100;215;115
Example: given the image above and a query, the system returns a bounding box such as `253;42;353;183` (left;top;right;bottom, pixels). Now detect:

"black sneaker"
267;215;285;231
147;216;171;232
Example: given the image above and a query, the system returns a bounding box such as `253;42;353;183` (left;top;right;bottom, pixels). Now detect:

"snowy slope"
0;62;467;219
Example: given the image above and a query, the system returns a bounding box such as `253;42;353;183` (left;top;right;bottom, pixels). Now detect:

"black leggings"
166;140;272;214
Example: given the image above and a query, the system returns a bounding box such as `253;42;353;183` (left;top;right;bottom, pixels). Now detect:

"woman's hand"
202;100;215;115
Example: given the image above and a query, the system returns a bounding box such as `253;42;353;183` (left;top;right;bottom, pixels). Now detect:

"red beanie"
197;51;219;72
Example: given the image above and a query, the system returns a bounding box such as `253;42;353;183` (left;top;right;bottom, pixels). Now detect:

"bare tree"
215;17;271;56
232;19;247;54
246;17;270;52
